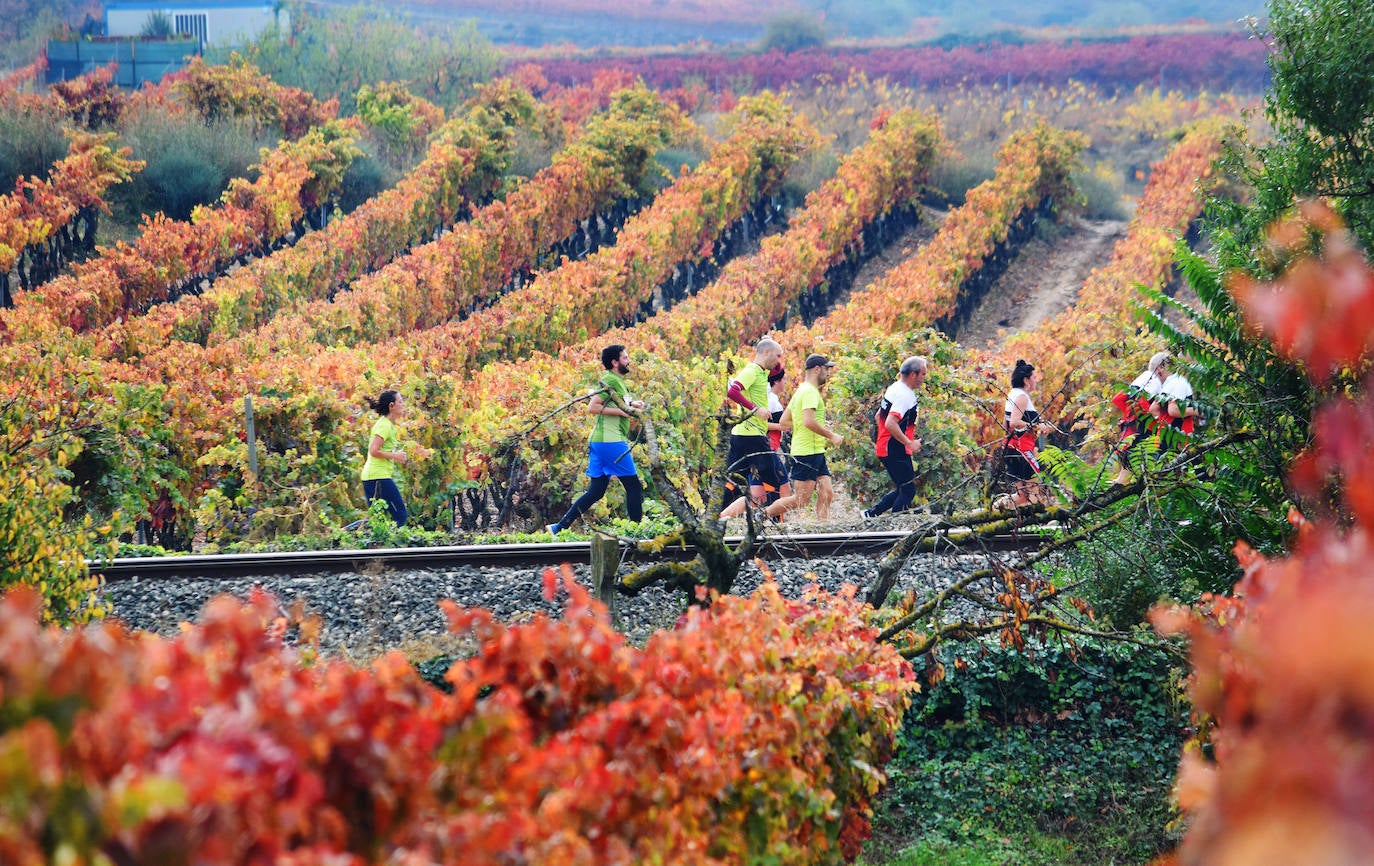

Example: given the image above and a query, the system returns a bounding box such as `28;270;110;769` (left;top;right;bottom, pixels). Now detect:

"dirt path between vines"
824;205;948;313
956;217;1127;350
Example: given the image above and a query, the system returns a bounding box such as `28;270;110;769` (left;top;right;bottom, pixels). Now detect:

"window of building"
175;13;208;45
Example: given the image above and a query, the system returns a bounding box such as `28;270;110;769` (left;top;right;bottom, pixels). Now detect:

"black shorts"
1002;446;1039;482
726;434;783;500
789;452;831;482
749;452;789;488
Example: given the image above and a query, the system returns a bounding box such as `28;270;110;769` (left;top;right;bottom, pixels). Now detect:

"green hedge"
871;635;1185;865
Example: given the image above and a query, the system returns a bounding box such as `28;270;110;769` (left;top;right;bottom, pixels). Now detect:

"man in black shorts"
773;354;843;522
863;356;928;518
720;337;785;519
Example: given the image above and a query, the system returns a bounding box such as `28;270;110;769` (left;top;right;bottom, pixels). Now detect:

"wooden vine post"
590;531;621;627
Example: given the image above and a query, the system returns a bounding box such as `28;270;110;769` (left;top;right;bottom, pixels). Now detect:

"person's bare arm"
588;394;632;418
884;411;916;450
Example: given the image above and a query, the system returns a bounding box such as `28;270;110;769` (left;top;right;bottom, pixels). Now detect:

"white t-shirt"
768;388;784;415
883;380;918;422
876;379;919;457
1159;374;1193;402
1129;370;1165;395
1004;387;1036;426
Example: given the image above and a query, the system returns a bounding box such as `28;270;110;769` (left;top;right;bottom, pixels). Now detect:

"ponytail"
369;389;400;416
1011;360;1035;389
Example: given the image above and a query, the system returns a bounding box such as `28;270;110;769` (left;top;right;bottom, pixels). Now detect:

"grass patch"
860;832;1076;866
863;635;1185;866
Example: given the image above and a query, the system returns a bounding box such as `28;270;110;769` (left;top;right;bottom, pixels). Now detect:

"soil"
955;217;1128;350
835;205;948;309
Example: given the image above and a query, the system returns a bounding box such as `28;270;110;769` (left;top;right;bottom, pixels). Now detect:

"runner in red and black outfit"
863;356;928;518
1111;351;1169;485
1151;367;1201;453
998;359;1050;508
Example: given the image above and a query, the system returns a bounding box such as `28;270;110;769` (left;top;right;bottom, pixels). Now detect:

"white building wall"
105;5;287;47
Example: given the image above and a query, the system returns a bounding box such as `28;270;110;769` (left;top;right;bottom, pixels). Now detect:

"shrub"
114;110;275;220
872;636;1186;864
761;11;828;53
0;385;113;624
0;574;915;864
925;145;996;206
0;99;68;190
1073;160;1128;220
336;151;396;215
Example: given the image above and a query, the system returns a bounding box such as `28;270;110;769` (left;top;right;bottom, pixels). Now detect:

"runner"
997;359;1050;509
720;337;786;519
746;364;793;510
361;389;410;526
1152;364;1201;453
546;344;646;535
863;356;928;518
1111;350;1169;485
772;354;843;522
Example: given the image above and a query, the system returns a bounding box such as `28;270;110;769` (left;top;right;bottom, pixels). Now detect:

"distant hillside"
393;0;1262;44
513;32;1270;94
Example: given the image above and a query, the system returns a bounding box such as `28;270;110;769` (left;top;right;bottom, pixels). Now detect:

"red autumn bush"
0;571;914;865
1151;204;1374;866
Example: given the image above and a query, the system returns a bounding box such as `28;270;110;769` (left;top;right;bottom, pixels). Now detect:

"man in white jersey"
862;356;928;518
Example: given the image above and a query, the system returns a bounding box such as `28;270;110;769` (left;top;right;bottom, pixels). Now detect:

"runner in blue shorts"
547;344;646;535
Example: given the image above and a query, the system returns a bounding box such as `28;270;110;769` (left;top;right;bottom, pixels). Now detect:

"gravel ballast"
98;551;992;659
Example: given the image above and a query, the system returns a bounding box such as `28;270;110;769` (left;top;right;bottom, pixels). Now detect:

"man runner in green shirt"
774;354;843;522
547;344;646;535
720;337;786;519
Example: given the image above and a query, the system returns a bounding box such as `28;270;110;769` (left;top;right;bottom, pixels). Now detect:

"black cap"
804;354;836;369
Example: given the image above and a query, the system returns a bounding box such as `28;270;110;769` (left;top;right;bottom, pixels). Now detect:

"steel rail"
91;528;1050;581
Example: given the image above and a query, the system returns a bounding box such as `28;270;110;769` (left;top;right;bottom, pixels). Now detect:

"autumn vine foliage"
0;387;111;624
359;91;818;374
173;54;339;138
223;85;684;353
582;107;948;360
807;122;1085;346
47;64;126;130
95;86;536;358
0;120;363;335
1150;204;1374;865
0;130;142;304
0;56;44;93
993;122;1225;429
0;572;915;864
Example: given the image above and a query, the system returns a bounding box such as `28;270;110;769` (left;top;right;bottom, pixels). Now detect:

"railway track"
92;528;1050;581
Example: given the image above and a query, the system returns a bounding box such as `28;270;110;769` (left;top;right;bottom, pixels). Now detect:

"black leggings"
363;478;408;526
869;452;917;515
557;474;644;528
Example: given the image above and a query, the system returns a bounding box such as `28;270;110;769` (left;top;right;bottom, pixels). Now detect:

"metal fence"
45;38;201;88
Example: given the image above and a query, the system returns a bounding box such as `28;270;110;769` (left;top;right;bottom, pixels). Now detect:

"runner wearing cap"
772;354;843;522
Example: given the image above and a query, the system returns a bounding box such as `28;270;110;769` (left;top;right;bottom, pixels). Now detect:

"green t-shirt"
730;362;770;437
789;381;829;456
589;371;630;443
360;416;399;481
